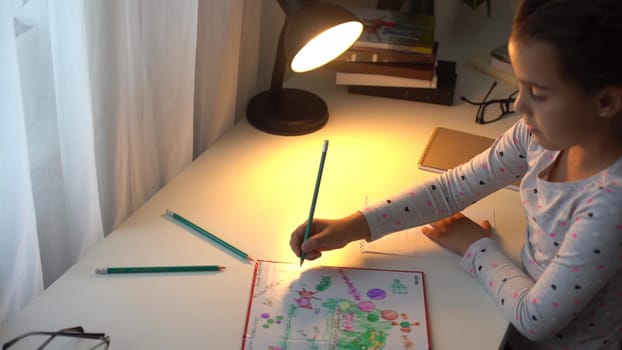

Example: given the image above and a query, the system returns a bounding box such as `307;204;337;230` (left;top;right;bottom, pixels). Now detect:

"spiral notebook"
418;127;520;191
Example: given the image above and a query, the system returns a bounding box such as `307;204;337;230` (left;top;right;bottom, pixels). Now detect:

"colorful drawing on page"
242;260;430;350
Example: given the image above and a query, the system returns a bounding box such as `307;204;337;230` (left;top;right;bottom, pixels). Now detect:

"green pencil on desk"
300;140;329;267
95;265;225;274
165;209;254;262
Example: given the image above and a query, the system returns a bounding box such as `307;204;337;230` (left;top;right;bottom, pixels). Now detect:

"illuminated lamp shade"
246;0;363;136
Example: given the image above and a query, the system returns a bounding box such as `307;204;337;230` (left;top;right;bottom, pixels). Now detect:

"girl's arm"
363;120;529;241
461;201;622;341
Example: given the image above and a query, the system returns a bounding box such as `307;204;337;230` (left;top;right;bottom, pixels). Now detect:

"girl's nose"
513;90;526;116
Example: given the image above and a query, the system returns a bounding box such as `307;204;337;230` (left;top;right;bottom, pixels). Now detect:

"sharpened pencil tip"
164;209;173;217
95;268;107;274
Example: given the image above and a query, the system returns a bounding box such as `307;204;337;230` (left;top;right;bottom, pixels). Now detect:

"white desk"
0;19;524;350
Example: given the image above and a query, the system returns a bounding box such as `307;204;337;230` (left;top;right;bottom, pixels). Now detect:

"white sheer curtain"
0;0;260;327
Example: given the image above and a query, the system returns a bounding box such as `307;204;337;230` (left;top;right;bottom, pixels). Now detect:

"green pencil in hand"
300;140;329;266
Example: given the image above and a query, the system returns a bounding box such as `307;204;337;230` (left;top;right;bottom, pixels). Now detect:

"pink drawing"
342;312;354;332
294;288;319;310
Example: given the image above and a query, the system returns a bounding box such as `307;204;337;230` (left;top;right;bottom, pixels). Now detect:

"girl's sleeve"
363;120;529;240
461;196;622;340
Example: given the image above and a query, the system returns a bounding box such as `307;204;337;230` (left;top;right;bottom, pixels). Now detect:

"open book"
242;261;430;350
418;127;521;191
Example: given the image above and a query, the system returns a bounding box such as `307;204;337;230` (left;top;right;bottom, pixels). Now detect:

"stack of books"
324;7;458;105
346;60;457;106
327;42;439;89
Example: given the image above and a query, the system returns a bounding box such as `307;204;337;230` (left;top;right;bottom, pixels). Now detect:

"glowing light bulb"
290;21;363;73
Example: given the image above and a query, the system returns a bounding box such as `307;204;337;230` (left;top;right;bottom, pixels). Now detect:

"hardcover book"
349;7;435;54
334;42;438;65
242;260;430;350
337;71;437;88
325;60;435;80
346;60;456;105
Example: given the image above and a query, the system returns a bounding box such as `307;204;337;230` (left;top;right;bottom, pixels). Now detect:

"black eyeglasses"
2;326;109;350
461;81;518;124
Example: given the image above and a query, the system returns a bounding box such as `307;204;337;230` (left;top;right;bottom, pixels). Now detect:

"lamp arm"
269;19;288;104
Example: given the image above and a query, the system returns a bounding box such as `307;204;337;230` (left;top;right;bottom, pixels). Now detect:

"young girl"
289;0;622;348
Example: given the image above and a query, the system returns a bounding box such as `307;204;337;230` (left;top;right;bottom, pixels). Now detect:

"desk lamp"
247;0;363;136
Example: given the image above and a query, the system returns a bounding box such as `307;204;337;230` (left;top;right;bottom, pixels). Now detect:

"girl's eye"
529;86;545;100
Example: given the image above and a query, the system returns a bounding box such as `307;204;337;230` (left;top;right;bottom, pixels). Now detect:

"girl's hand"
289;212;371;261
421;213;492;256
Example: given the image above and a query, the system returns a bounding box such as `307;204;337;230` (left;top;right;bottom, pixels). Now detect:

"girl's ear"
596;86;622;118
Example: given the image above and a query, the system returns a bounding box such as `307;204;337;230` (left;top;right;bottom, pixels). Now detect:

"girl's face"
508;38;602;150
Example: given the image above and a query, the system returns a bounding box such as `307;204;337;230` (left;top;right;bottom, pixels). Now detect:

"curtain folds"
0;0;44;326
0;0;259;327
193;0;260;158
85;0;199;235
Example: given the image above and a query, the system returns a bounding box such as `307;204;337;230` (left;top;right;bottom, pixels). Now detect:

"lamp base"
247;88;328;136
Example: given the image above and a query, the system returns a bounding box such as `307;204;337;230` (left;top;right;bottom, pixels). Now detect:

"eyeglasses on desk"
2;326;109;350
461;81;518;124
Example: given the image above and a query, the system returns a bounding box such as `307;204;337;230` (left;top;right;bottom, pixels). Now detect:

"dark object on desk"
2;326;110;350
461;80;518;124
346;60;457;105
377;0;434;15
246;1;363;136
